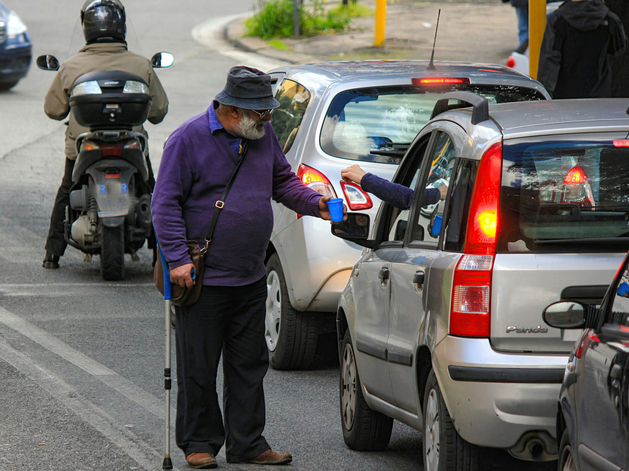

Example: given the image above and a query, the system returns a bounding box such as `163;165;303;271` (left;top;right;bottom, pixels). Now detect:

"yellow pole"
374;0;386;47
528;0;547;79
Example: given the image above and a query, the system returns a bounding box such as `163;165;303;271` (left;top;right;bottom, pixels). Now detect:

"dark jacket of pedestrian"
538;0;628;99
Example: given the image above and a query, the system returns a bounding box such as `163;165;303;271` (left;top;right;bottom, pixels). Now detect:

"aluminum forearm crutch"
158;243;174;470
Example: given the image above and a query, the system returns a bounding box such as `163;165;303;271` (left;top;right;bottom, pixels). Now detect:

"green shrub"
245;0;352;39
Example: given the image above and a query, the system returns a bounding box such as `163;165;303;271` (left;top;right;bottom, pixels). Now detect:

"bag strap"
203;139;250;246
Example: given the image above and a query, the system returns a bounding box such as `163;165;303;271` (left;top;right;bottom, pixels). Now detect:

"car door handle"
413;270;425;291
378;267;390;281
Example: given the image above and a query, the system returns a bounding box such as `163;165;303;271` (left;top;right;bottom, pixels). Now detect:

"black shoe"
42;252;60;269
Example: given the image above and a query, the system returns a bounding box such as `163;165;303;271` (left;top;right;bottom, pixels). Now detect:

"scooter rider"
42;0;169;269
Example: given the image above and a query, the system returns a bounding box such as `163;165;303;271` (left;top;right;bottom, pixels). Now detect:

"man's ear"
229;106;242;119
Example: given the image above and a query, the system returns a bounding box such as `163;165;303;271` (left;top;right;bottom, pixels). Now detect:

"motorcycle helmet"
81;0;126;43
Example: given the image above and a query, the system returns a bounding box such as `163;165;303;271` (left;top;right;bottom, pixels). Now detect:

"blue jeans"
515;6;529;46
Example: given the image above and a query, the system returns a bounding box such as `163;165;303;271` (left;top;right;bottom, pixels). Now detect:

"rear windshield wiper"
534;237;629;245
369;142;410;158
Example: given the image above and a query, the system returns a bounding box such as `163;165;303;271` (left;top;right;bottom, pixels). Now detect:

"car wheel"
265;253;318;370
423;370;480;471
0;80;19;91
558;428;576;471
340;330;393;451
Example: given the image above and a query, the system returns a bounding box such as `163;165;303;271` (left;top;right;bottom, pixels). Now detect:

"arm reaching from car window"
341;164;447;210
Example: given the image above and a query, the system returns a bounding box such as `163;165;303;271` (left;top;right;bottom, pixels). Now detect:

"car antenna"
426;9;441;71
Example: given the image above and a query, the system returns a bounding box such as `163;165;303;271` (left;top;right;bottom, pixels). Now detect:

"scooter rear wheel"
100;225;125;281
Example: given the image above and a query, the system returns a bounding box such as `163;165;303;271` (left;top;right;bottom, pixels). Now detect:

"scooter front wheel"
100;225;125;281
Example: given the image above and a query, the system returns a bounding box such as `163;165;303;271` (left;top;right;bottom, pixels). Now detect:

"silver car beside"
333;94;629;469
265;61;550;370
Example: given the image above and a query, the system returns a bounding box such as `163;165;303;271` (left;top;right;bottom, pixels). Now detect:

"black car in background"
0;1;32;90
543;251;629;471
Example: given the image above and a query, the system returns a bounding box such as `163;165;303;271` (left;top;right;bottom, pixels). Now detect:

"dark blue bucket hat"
215;66;280;110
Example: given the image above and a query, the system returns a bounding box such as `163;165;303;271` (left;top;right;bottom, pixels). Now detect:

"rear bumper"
432;336;568;449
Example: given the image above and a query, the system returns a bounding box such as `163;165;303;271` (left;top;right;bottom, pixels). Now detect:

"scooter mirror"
36;55;60;71
151;52;174;69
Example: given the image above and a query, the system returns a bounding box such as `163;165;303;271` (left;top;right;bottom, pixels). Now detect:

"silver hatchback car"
333;94;629;469
265;61;550;370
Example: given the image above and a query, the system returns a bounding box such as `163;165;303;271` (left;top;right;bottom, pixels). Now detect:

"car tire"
0;80;19;91
340;330;393;451
558;427;576;471
423;370;480;471
265;253;318;370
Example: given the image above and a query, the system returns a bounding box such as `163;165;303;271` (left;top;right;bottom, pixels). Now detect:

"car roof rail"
430;91;489;125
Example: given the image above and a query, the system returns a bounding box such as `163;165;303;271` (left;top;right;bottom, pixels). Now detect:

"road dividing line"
0;337;177;471
0;306;162;417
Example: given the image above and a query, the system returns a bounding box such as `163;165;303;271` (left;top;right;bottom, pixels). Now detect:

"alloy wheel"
341;342;357;430
424;388;440;471
265;270;282;352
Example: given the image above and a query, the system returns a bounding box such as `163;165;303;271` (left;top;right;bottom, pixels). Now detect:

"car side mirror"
151;52;174;68
542;301;587;329
36;55;60;71
331;213;375;249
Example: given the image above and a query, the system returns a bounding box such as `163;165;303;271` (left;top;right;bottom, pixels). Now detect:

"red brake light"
450;143;502;338
465;142;502;256
561;165;594;207
340;181;373;211
100;143;124;157
412;77;471;85
296;164;337;219
506;56;516;68
613;140;629;147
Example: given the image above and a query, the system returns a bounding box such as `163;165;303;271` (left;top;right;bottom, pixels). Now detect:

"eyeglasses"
250;109;274;119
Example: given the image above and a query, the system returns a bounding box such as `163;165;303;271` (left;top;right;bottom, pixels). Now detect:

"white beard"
237;113;266;140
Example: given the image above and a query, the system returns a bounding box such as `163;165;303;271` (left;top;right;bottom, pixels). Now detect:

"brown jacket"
44;42;169;159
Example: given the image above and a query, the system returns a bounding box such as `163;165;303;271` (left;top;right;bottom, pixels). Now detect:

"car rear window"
499;134;629;253
320;85;545;164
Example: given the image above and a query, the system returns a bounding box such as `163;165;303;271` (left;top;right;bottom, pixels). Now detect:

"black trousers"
175;277;270;462
45;157;75;257
44;155;156;257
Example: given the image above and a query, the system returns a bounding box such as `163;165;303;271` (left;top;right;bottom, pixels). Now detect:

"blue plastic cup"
327;198;344;223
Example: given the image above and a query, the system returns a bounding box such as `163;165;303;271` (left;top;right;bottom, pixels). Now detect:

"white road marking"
191;14;285;71
0;336;177;471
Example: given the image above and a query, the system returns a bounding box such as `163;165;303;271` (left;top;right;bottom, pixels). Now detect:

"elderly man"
152;66;340;469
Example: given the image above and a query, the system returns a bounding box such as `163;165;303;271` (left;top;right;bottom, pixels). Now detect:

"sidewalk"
226;0;522;66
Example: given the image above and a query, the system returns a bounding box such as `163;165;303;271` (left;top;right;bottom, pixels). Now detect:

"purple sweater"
152;108;322;286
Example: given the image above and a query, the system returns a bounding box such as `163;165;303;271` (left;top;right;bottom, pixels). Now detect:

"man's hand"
341;164;366;185
318;196;347;222
170;263;195;289
439;183;448;200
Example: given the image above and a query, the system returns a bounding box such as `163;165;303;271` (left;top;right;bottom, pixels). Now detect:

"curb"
224;17;317;65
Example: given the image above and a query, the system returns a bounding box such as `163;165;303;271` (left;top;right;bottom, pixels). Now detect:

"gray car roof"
486;99;629;133
272;60;543;87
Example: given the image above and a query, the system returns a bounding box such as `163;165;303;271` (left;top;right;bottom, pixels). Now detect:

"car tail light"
506;56;516;68
450;142;502;338
561;165;594;207
341;182;372;210
297;164;336;197
451;255;493;337
296;164;337;219
412;77;471;86
613;140;629;147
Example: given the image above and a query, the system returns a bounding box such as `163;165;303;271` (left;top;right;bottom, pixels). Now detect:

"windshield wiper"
534;236;629;245
370;149;406;158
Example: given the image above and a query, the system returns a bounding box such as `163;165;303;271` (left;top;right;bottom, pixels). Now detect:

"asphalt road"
0;1;556;470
